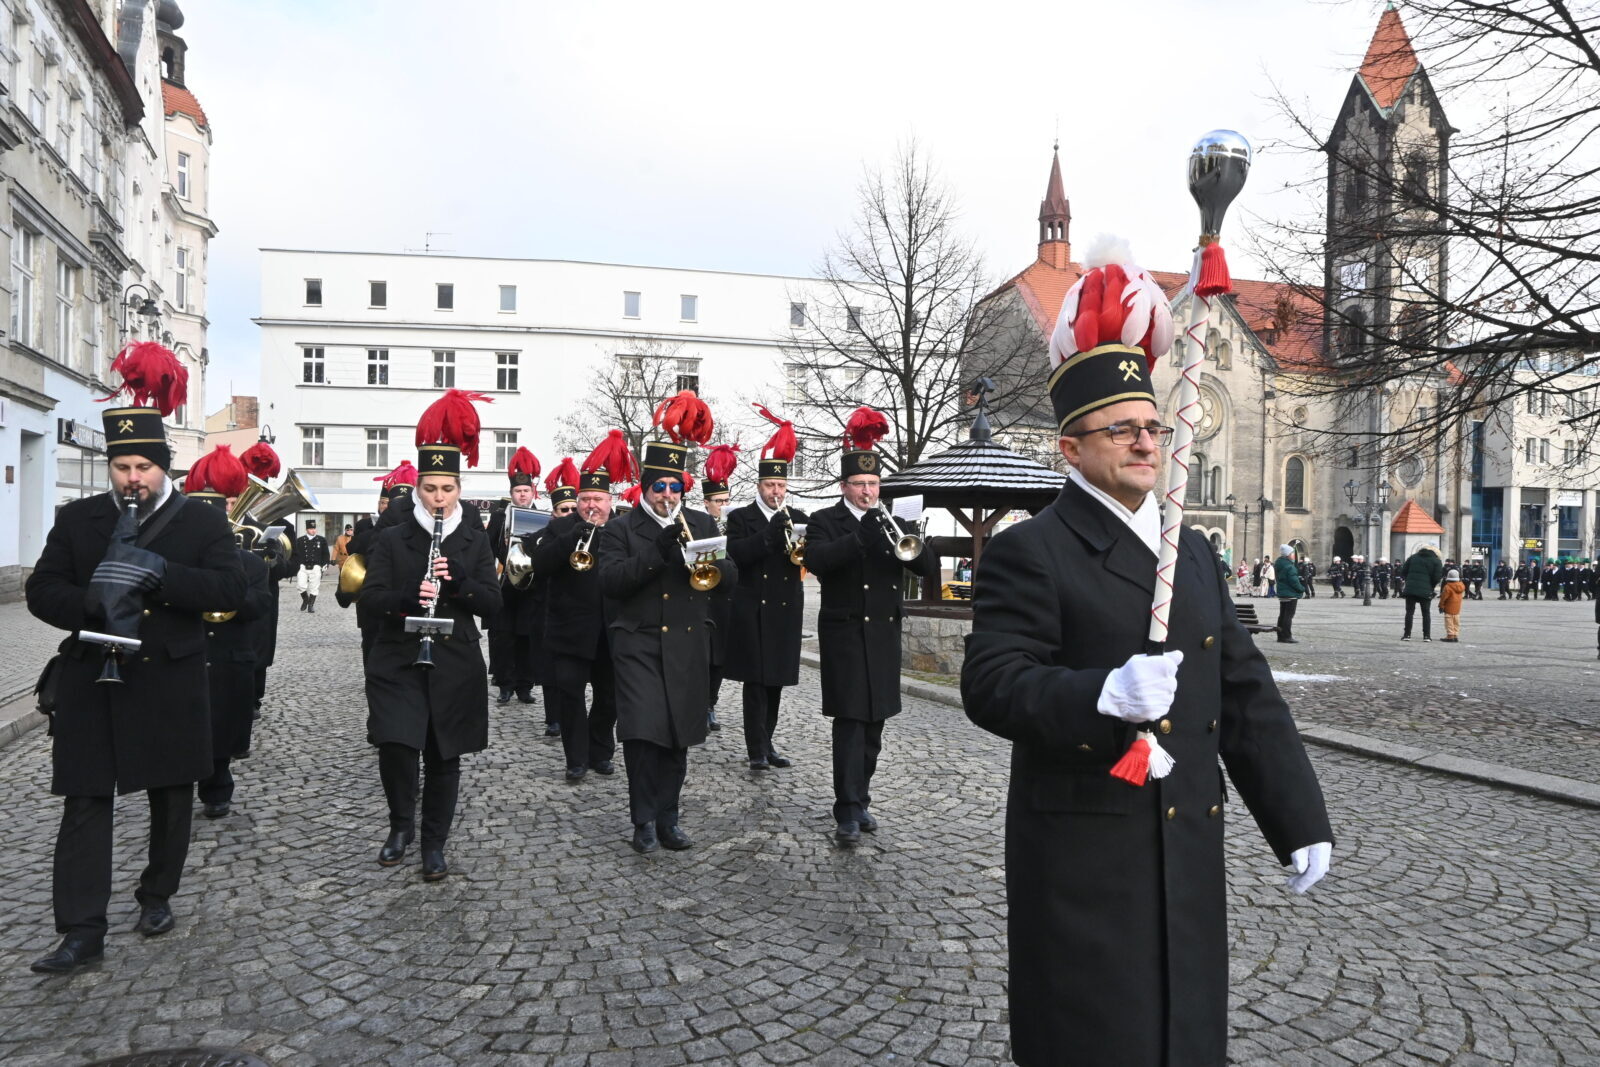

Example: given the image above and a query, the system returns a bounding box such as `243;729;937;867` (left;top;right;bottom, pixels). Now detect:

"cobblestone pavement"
0;599;70;704
0;591;1597;1065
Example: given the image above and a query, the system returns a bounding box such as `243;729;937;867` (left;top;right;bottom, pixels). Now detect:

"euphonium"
876;506;923;562
679;512;722;591
570;522;597;571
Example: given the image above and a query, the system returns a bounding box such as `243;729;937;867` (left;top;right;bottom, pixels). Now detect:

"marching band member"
25;343;244;973
345;463;418;663
360;390;501;881
486;447;541;705
533;458;583;735
802;407;940;845
723;406;806;770
240;435;294;724
700;443;736;732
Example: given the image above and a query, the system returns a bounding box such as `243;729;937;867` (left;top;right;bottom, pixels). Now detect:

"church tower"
1036;144;1072;270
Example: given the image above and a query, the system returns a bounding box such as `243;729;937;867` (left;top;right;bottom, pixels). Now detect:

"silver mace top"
1188;130;1252;242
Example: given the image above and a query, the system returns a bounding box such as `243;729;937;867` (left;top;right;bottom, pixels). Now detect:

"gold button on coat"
142;609;152;617
662;593;669;600
1077;743;1092;752
660;625;668;632
1158;719;1172;734
1203;635;1215;649
1208;805;1221;818
1208;720;1218;732
1165;807;1177;820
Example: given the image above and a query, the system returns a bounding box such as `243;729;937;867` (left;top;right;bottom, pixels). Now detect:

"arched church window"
1215;339;1232;369
1340;308;1368;360
1284;457;1307;510
1187;452;1206;505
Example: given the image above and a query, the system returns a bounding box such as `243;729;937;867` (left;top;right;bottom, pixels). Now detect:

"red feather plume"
621;483;643;507
843;406;889;453
240;438;281;480
704;443;740;483
545;457;580;494
653;390;715;445
582;429;640;485
373;460;419;487
508;445;541;485
753;402;796;462
681;471;696;494
104;341;188;417
415;389;493;468
184;445;249;498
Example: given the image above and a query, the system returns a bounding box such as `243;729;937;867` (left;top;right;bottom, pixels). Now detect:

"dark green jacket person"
1273;552;1305;598
1401;547;1443;597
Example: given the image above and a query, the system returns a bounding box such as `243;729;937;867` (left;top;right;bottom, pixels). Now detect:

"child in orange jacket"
1440;568;1466;642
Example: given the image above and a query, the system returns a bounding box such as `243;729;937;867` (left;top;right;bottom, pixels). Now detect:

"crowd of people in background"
1234;554;1598;602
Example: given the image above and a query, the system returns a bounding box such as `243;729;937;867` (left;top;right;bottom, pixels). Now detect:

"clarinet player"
360;391;500;881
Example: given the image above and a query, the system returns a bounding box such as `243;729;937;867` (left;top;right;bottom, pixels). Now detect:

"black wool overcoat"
722;503;807;687
26;491;245;796
801;501;939;722
361;512;500;759
206;548;273;759
598;506;736;749
529;513;611;661
960;480;1333;1067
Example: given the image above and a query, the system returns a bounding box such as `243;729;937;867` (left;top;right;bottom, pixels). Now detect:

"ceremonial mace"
1110;130;1251;786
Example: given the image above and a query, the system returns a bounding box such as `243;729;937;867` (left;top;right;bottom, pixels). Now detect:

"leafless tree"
554;336;718;471
1252;0;1600;461
773;140;1050;486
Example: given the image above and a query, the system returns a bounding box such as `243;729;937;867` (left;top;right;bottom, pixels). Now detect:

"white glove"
1096;651;1184;723
1285;841;1332;894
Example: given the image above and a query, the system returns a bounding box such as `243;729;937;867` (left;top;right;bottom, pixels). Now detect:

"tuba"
503;506;549;589
240;469;319;557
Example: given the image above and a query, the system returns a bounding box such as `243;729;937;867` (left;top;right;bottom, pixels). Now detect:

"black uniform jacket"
960;479;1332;1067
254;527;296;667
529;513;611;661
360;512;500;759
207;549;273;759
295;533;330;568
26;490;245;796
598;505;736;749
722;502;807;687
802;501;940;722
485;506;541;637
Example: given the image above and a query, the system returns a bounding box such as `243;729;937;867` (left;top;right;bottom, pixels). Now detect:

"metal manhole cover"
82;1050;270;1067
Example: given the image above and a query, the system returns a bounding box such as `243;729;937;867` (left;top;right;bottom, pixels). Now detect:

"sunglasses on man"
650;480;685;494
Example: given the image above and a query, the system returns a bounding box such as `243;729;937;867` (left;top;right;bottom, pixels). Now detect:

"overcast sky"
182;0;1408;410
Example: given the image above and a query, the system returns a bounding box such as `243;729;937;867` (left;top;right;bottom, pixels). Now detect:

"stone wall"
902;613;971;676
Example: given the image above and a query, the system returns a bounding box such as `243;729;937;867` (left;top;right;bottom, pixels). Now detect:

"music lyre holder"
78;630;142;685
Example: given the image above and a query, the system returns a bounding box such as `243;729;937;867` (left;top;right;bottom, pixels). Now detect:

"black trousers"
53;785;193;939
1497;580;1510;599
253;665;268;704
1275;598;1299;640
1331;579;1343;597
551;652;617;770
741;683;784;761
831;718;885;823
489;628;536;692
377;724;460;850
1403;595;1432;638
1304;579;1316;597
709;664;723;709
1469;580;1483;599
622;739;687;829
197;759;234;805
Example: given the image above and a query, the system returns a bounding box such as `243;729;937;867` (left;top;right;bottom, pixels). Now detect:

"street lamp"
121;283;161;339
1226;492;1251;568
1343;478;1390;606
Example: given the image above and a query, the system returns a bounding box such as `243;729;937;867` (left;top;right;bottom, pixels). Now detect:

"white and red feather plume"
653;390;715;446
105;341;189;416
1049;234;1174;373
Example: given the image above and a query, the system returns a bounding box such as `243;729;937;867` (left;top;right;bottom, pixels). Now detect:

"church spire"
1038;142;1071;268
1358;5;1419;112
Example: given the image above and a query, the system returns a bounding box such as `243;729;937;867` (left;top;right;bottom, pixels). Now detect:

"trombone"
875;506;924;561
783;506;805;567
678;512;723;591
570;522;597;571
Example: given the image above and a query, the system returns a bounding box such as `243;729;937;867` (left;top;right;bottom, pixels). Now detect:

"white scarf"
1068;467;1161;557
413;499;463;540
755;495;780;521
843;498;868;521
642;498;680;529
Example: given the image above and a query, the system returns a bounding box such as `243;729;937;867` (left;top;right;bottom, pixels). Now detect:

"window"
27;43;44;129
54;259;75;363
302;346;325;384
676;356;700;394
784;363;805;403
847;306;864;332
1527;392;1538;415
1339;308;1367;359
623;291;641;318
496;351;518;391
9;226;36;348
1338;261;1367;294
494;431;517;470
1562;440;1575;465
1559;505;1580;540
436;283;453;310
302;426;324;466
1210;466;1223;506
1525;437;1537;464
367;348;389;386
365;428;388;468
174;247;189;311
1186;453;1205;505
369;280;386;308
1540;439;1551;464
433;349;455;388
617;354;647;397
499;285;516;312
176;151;190;199
1285;457;1307;510
305;278;322;306
680;294;698;321
790;302;806;328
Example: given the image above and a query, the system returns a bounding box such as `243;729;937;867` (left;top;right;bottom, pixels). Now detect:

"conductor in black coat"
598;442;736;854
25;404;245;974
360;423;500;883
960;273;1332;1066
802;424;941;845
722;448;807;769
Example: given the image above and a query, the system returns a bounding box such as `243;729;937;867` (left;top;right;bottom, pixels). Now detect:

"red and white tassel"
1109;730;1176;786
1195;242;1233;299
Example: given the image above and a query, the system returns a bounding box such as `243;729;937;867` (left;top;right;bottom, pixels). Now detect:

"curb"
0;688;44;753
798;653;1600;811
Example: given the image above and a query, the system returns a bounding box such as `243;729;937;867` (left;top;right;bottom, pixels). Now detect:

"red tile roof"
1390;499;1444;534
1358;7;1418;112
162;80;208;129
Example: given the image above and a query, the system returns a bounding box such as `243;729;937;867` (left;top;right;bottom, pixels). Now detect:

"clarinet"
414;507;445;669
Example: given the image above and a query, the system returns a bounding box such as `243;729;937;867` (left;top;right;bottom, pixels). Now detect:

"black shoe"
1400;635;1411;641
1423;636;1432;642
707;710;721;731
29;936;104;975
202;801;230;819
307;597;316;614
765;752;793;768
657;824;692;850
835;820;861;845
565;765;587;782
299;593;308;612
590;760;615;776
231;747;250;760
544;722;561;737
859;812;879;833
134;902;175;937
631;825;659;854
378;829;413;867
420;849;448;881
1277;637;1299;644
748;758;770;771
516;690;535;704
496;686;513;704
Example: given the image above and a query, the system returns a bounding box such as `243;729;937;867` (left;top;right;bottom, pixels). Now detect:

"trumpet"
678;512;723;591
570;522;597;571
875;506;924;562
783;506;805;567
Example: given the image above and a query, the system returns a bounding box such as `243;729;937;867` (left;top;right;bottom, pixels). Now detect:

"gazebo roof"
878;436;1065;509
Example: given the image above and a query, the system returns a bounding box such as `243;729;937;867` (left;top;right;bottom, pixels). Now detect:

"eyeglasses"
650;480;685;494
1064;422;1176;447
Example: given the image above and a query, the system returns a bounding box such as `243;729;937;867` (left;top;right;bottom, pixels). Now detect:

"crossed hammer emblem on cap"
117;418;134;433
1118;360;1141;382
429;453;446;467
